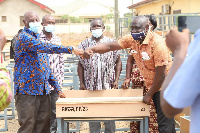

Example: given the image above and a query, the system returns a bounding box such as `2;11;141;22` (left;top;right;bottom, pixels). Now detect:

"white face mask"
44;25;55;33
29;22;40;33
92;29;103;38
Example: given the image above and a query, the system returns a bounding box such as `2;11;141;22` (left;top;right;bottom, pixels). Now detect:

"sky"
36;0;143;17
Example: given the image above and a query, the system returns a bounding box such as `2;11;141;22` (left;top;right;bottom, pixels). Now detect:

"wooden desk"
56;89;150;133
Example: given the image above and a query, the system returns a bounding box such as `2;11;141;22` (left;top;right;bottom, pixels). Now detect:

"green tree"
123;12;132;18
106;13;114;20
69;17;82;23
84;18;90;23
123;12;133;30
61;15;68;20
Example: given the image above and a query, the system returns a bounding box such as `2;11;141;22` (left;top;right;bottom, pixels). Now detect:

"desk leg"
66;122;69;133
143;116;149;133
57;118;64;133
140;119;144;133
63;121;69;133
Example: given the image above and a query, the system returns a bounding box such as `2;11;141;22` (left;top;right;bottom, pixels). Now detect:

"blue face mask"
44;25;55;33
131;31;146;40
29;22;40;33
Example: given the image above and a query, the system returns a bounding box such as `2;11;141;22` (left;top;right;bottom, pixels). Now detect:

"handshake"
74;48;93;59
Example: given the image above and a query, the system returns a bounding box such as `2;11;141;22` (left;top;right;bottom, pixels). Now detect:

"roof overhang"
128;0;164;9
29;0;55;14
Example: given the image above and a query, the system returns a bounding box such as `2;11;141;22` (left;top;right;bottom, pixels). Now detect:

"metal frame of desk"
57;117;149;133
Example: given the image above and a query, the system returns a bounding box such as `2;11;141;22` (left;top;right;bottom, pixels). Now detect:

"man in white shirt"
160;28;200;133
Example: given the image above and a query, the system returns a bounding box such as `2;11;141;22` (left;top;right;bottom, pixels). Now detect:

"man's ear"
41;22;44;26
102;26;105;32
145;25;149;30
23;20;27;27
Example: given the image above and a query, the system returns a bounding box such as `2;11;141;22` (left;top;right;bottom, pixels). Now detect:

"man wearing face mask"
14;11;84;133
39;15;63;133
82;16;175;133
77;18;122;133
122;15;159;133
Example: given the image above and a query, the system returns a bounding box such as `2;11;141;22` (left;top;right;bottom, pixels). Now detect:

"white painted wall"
0;0;50;36
54;23;115;34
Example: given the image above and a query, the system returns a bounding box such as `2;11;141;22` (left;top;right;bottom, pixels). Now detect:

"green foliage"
101;13;114;23
61;15;68;20
106;13;114;20
69;17;82;23
123;12;132;18
123;12;134;31
84;19;90;23
106;25;111;31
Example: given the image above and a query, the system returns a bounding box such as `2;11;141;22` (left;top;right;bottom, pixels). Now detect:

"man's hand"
165;28;190;53
58;91;66;98
122;78;131;89
80;83;87;90
83;48;93;59
113;80;118;89
143;93;152;105
74;48;84;57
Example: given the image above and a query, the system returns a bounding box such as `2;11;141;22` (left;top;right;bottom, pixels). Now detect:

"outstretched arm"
88;41;123;54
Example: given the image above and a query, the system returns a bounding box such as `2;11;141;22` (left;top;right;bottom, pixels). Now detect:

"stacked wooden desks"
56;89;150;133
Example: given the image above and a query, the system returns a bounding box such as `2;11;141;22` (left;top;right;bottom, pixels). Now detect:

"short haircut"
42;15;54;23
90;18;104;26
18;29;23;34
145;15;157;30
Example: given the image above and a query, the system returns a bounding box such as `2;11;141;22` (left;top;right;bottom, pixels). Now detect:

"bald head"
23;11;39;28
90;18;104;27
131;16;149;28
42;15;55;23
130;16;150;43
41;15;55;28
24;11;39;21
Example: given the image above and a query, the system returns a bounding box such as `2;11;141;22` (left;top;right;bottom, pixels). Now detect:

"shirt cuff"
64;46;73;54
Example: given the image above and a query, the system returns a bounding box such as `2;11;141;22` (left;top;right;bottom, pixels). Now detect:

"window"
20;16;25;27
55;19;68;24
1;16;6;22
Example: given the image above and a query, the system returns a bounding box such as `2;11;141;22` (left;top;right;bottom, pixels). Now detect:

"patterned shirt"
118;31;172;90
14;27;72;95
77;36;120;90
39;31;64;91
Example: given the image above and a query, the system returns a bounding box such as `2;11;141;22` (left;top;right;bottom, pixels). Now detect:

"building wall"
54;23;115;34
134;0;200;15
0;0;50;36
69;2;112;18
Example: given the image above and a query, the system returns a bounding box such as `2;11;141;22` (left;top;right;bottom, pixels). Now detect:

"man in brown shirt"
81;16;175;133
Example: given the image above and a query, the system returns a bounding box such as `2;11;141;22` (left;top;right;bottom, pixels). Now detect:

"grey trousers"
89;121;115;133
50;90;58;133
15;94;51;133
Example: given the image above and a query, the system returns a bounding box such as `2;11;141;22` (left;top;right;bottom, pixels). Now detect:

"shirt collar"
90;36;105;43
40;30;55;40
24;27;40;39
142;31;153;45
